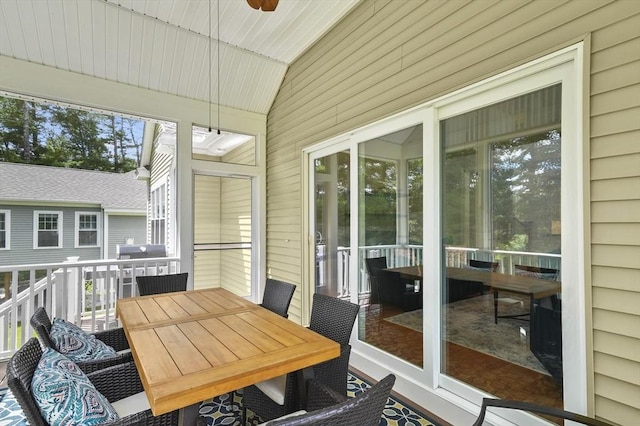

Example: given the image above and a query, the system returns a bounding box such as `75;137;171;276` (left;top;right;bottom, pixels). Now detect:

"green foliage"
0;95;143;172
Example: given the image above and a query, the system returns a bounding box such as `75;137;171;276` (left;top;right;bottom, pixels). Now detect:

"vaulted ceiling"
0;0;360;115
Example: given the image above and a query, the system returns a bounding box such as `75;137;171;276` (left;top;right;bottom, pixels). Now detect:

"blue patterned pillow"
31;348;119;425
50;318;117;362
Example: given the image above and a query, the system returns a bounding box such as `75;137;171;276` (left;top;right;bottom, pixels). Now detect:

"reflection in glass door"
357;124;423;367
193;174;252;296
313;151;350;298
441;84;563;408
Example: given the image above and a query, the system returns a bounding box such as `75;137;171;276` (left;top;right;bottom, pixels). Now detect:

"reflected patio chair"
364;256;387;306
262;374;395;426
365;256;416;308
469;259;499;271
376;269;422;311
135;272;188;296
260;278;296;318
7;338;179;426
472;397;614;426
30;307;132;374
242;293;360;423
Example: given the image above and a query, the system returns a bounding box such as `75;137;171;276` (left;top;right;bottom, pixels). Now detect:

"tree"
0;95;143;173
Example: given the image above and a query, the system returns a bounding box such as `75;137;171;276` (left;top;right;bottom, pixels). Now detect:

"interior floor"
358;301;564;423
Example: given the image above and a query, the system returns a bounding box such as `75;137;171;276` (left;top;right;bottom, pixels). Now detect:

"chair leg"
494;290;499;324
242;403;247;425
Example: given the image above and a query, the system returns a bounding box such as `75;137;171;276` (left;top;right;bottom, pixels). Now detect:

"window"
0;210;9;249
34;211;63;248
76;212;99;247
150;183;166;245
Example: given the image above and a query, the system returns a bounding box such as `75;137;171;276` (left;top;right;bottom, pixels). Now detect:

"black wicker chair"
262;374;395;426
135;272;188;296
243;293;360;423
472;397;615;426
30;307;132;374
7;338;179;426
365;257;417;309
260;278;296;318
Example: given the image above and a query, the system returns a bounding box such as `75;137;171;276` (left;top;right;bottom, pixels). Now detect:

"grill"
116;244;167;260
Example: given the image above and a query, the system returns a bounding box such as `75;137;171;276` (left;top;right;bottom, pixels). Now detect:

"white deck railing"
322;245;561;297
0;256;179;360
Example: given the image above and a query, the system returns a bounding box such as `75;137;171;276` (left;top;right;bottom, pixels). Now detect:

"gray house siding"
107;215;147;259
0;204;101;267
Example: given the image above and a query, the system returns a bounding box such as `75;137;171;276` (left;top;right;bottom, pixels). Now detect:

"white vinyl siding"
266;1;640;424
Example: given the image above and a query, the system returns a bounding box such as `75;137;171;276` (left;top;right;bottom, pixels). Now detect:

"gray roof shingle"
0;162;147;211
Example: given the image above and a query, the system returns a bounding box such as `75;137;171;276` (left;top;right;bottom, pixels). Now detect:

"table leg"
178;402;202;426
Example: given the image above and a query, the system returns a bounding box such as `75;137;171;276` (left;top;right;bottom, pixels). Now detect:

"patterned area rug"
384;294;548;375
0;372;440;425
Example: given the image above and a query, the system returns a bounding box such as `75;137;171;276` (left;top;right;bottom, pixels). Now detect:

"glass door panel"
193;174;252;296
313;151;350;298
440;84;563;407
357;124;423;367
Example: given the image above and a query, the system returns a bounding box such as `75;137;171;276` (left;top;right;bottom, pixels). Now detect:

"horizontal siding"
107;215;146;259
590;6;640;420
0;204;101;266
593;330;640;362
266;0;640;424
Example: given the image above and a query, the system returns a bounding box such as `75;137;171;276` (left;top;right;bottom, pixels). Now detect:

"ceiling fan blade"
246;0;279;11
261;0;279;11
247;0;261;10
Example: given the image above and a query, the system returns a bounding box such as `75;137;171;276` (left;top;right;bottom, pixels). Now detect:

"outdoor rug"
0;371;440;426
384;294;548;375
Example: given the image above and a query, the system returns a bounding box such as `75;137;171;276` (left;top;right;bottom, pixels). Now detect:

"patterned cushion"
31;348;119;425
50;318;117;362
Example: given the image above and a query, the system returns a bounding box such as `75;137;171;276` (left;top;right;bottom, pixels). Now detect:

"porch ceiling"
0;0;360;115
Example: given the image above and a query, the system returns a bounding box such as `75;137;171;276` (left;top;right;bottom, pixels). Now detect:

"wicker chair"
243;293;360;423
260;278;296;318
365;257;418;310
135;272;188;296
30;307;132;374
472;398;615;426
262;374;395;426
7;338;179;426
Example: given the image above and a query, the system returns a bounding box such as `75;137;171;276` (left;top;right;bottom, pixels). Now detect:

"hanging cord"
208;0;212;132
217;0;221;135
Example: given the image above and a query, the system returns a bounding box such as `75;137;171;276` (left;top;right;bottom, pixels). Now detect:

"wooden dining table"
116;287;340;423
386;265;561;326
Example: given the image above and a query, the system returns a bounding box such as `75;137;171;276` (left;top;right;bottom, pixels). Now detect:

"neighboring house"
138;122;178;258
0;162;147;267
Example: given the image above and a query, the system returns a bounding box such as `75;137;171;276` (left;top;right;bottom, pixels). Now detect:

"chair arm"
86;361;144;403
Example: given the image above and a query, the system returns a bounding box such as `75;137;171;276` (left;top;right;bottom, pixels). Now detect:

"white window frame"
150;179;167;245
305;43;586;424
33;210;63;249
75;211;100;248
0;210;10;250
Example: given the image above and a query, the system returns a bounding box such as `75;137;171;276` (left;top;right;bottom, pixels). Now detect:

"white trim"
304;43;586;424
33;210;63;249
0;209;10;250
74;211;101;248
